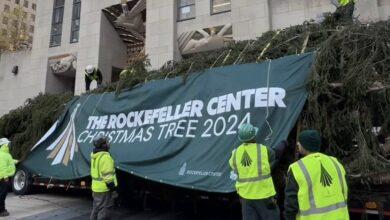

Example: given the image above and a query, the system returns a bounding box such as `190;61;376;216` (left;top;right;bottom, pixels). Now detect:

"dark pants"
240;197;280;220
90;191;114;220
0;180;8;213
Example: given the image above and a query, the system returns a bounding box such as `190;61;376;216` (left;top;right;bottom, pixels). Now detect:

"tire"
12;168;32;195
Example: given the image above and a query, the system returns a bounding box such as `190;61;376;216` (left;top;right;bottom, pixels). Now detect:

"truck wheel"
12;168;32;195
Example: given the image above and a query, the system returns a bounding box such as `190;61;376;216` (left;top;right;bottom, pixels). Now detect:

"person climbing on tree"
229;123;288;220
85;65;103;91
332;0;356;22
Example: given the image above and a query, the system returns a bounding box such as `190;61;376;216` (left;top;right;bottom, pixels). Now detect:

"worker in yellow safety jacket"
0;138;18;217
85;65;103;91
229;123;288;220
90;134;118;220
284;130;349;220
334;0;356;22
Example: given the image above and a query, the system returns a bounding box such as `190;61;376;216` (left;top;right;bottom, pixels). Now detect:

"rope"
92;92;107;115
222;49;232;65
210;50;227;69
234;41;254;65
264;60;273;141
164;69;175;80
300;32;310;54
186;62;194;74
76;95;91;118
257;30;281;62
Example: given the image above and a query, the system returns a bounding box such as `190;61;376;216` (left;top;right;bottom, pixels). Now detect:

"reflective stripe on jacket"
289;153;349;220
90;151;117;193
339;0;355;6
229;143;276;200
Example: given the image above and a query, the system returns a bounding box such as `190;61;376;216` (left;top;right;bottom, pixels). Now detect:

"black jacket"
270;140;288;168
85;69;103;84
284;169;299;220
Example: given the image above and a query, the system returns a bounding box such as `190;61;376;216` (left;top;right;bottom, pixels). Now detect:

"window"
2;17;8;25
70;0;81;43
15;0;20;4
211;0;231;14
4;5;10;12
24;0;28;8
31;14;35;21
50;0;64;47
177;0;195;21
32;3;36;10
30;25;34;33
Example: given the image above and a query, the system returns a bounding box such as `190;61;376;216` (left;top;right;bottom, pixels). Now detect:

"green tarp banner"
22;53;313;193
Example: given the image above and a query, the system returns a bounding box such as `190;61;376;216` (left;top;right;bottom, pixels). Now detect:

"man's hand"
106;182;116;191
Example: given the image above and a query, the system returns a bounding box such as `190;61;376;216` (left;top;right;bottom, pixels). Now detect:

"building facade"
0;0;37;45
0;0;389;116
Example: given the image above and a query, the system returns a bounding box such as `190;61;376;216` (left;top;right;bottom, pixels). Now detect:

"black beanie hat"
298;130;321;152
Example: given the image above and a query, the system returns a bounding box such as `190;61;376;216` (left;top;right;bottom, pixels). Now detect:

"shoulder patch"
241;149;253;167
320;163;333;187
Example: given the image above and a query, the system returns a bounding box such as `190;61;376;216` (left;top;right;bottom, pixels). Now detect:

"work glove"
230;170;238;181
106;182;116;192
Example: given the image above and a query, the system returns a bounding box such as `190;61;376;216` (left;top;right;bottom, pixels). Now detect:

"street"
4;192;91;220
3;192;189;220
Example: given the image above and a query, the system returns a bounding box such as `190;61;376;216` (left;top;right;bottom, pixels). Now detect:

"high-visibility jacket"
229;143;276;200
85;69;102;83
289;153;349;220
90;151;118;193
339;0;355;6
0;144;16;179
